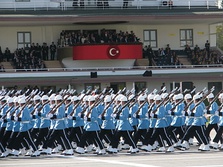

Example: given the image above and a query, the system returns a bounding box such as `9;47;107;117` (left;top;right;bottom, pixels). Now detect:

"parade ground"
1;148;223;167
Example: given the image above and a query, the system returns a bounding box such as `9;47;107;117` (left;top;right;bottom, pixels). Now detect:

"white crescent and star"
109;48;119;57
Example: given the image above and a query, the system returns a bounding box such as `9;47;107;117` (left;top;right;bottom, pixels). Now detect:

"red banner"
73;43;142;60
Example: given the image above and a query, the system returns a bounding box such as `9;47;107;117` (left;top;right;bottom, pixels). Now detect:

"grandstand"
0;0;222;93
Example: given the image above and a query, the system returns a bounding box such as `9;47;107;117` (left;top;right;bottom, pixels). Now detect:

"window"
143;30;157;48
180;29;193;47
208;82;222;96
135;82;146;93
17;32;31;49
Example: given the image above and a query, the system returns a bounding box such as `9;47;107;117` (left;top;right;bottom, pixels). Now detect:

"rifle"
2;105;15;119
206;89;223;109
190;86;215;113
102;88;135;117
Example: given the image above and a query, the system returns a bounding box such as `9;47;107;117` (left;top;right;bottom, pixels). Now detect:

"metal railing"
1;63;223;73
0;0;221;11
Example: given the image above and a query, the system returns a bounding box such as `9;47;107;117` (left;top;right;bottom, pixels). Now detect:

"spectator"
42;42;49;61
50;42;57;60
147;45;153;66
4;47;11;62
0;46;3;62
205;40;210;59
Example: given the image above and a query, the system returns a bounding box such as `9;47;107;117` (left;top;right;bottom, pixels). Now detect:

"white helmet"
7;97;13;103
184;94;192;100
34;95;41;101
55;95;62;101
207;93;214;99
154;94;161;101
49;94;55;101
161;93;168;99
137;95;145;101
218;93;223;99
120;95;127;102
18;97;26;104
104;95;111;103
193;94;200;100
88;95;96;102
41;95;49;101
175;94;183;100
72;96;79;102
147;94;155;100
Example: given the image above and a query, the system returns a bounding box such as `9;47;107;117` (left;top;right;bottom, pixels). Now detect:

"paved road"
1;145;223;167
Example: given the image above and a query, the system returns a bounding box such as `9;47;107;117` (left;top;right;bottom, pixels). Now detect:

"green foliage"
216;25;223;50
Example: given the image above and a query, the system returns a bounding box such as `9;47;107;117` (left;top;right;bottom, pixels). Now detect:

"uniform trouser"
181;125;203;144
79;131;104;150
133;129;147;145
213;126;223;144
183;125;209;145
205;123;218;141
69;126;84;144
44;129;72;150
168;126;184;143
100;129;115;144
13;130;38;151
42;129;57;149
111;130;137;149
1;130;12;148
148;127;173;147
0;127;6;139
34;127;49;148
30;128;40;140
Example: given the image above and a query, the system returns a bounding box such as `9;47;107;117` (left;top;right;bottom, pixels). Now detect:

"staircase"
135;59;149;66
1;62;14;72
44;60;64;70
178;55;191;66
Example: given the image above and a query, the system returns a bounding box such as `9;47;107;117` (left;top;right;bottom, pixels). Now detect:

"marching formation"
0;86;223;158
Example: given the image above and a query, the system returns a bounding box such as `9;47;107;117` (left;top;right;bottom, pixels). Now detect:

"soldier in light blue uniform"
211;93;223;149
162;93;173;126
10;97;40;157
30;95;42;141
34;95;51;150
64;95;73;138
42;94;73;156
99;95;116;151
180;94;210;151
133;95;149;149
205;93;219;141
128;94;139;133
168;94;185;145
67;96;84;147
75;95;105;155
0;96;9;138
146;95;174;152
0;97;15;153
109;95;137;154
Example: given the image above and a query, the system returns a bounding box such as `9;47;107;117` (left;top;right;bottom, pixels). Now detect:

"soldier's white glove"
67;115;73;119
215;111;219;116
203;109;207;113
112;114;116;118
187;110;191;115
84;116;87;121
98;115;101;119
7;115;11;119
0;118;3;122
47;113;53;118
14;116;18;121
182;110;185;116
133;113;136;118
150;113;154;118
145;113;149;118
168;110;171;114
78;113;81;117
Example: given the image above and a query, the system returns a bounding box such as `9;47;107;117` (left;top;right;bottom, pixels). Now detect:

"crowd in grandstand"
143;44;182;66
184;41;223;65
0;42;57;71
58;29;140;47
